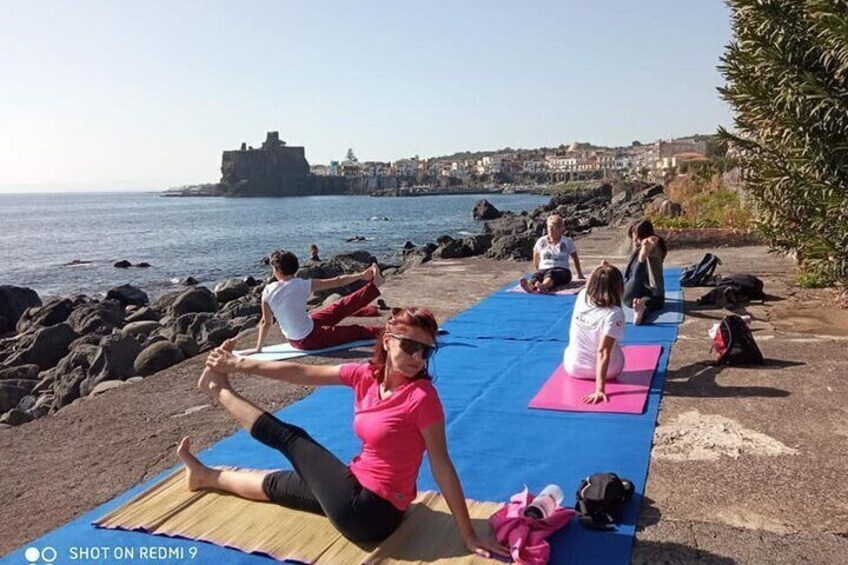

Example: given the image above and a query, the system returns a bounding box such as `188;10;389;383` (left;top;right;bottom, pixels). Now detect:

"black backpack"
697;273;766;309
680;253;722;287
711;314;764;365
575;473;634;530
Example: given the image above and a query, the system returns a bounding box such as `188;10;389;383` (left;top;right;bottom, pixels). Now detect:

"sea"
0;192;549;300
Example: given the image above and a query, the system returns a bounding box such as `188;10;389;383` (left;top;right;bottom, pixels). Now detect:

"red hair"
370;307;438;382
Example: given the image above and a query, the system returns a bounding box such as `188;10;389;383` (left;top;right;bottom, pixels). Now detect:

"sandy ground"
1;227;847;564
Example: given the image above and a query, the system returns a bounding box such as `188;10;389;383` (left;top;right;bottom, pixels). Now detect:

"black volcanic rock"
16;298;73;334
473;199;502;220
106;284;149;307
0;286;41;334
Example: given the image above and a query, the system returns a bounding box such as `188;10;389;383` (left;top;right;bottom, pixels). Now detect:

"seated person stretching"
562;261;626;404
246;250;383;353
623;219;667;325
178;307;509;558
521;214;585;294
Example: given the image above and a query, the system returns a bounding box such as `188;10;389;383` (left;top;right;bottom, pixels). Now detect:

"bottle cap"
523;506;544;520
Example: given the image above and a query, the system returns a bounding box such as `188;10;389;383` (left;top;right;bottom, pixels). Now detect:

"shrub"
658;173;753;230
718;0;848;285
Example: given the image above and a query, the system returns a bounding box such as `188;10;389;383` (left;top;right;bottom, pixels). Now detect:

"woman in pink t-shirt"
177;307;508;558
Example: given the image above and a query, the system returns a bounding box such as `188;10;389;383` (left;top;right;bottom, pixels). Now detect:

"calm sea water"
0;192;548;299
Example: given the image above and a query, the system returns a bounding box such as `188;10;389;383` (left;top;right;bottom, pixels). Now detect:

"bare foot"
177;436;212;492
370;263;385;287
219;338;237;353
633;298;646;325
519;277;535;293
197;367;232;396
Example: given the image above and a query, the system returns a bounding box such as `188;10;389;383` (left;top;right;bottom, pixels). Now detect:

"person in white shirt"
562;261;626;404
244;250;384;353
520;214;585;294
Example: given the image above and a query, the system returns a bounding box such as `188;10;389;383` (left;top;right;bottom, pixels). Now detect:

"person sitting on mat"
520;214;585;294
563;261;626;404
623;219;667;325
177;307;509;558
243;250;384;354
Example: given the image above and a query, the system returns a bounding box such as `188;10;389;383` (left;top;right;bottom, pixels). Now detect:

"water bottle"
524;484;564;520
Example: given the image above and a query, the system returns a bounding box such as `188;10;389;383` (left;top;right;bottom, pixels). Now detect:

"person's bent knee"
250;412;310;448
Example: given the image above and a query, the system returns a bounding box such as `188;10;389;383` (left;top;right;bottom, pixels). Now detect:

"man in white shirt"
246;250;384;352
520;214;585;294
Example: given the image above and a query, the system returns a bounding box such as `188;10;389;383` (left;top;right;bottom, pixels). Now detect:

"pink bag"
489;487;576;565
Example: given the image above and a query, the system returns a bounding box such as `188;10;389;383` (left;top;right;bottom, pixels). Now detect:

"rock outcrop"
0;286;41;334
398;181;669;272
473;199;502;220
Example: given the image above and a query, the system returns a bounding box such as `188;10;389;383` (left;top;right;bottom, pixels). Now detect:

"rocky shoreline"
0;181;673;428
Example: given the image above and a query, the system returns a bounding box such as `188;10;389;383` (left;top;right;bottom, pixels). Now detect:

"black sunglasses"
387;333;436;360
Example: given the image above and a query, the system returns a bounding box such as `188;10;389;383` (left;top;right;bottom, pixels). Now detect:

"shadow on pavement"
663;360;803;398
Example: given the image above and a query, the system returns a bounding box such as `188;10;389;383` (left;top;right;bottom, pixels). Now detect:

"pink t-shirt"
339;362;445;511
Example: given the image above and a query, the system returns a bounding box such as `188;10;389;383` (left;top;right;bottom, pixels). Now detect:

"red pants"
288;281;382;350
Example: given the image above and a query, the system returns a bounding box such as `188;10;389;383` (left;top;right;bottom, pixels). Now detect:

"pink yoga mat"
529;344;663;414
506;282;585;295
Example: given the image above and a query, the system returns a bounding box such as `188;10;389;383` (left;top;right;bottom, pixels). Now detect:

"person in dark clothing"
623;219;667;325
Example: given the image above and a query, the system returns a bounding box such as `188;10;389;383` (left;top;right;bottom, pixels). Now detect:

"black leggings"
623;259;664;312
251;412;404;543
532;267;572;287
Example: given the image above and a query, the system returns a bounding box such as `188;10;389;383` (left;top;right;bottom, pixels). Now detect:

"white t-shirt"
563;288;625;380
534;236;576;270
262;278;314;341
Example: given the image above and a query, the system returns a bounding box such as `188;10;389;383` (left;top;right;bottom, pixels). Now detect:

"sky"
0;0;734;192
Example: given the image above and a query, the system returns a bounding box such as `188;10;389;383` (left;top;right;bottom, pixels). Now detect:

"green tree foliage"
718;0;848;283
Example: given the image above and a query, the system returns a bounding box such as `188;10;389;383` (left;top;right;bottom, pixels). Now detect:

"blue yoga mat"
442;269;683;342
441;294;575;341
664;267;684;291
235;339;375;361
3;272;679;565
0;337;537;565
426;339;672;564
623;290;684;324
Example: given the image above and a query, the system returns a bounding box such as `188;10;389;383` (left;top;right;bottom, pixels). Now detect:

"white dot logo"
24;546;56;564
24;547;40;563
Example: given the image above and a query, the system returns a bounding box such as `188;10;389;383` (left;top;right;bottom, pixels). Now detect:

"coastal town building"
302;134;716;185
392;158;418;177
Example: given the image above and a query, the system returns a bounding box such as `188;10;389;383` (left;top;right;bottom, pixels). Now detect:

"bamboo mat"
95;469;504;564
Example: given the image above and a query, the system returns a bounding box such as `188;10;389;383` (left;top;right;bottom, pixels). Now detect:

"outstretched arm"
423;422;510;559
206;343;343;386
311;264;376;293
